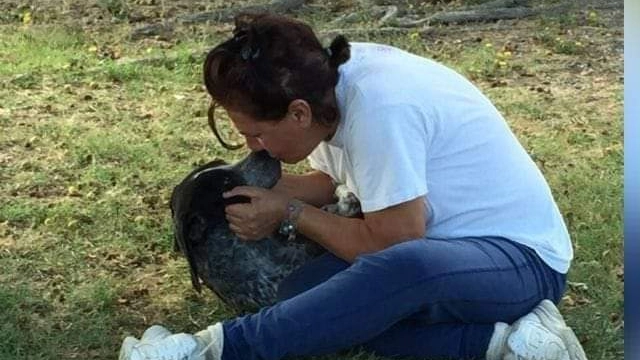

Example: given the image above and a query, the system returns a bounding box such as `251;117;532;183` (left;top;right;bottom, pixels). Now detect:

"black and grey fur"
170;150;360;312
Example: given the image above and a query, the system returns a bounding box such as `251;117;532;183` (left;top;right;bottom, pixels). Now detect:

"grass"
0;1;623;359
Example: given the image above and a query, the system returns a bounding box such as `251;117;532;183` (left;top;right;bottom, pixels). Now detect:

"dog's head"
170;150;281;291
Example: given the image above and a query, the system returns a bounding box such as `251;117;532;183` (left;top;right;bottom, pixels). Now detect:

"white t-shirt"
308;43;573;274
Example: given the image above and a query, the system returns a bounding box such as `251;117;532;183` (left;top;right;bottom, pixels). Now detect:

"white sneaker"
141;325;173;341
119;323;224;360
487;300;587;360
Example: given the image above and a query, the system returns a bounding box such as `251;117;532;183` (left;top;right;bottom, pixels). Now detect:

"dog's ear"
170;185;183;252
182;213;209;292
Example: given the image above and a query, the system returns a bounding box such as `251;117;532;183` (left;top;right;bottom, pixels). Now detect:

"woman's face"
226;106;313;164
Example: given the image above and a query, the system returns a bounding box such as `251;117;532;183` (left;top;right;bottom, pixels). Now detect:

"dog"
170;150;361;312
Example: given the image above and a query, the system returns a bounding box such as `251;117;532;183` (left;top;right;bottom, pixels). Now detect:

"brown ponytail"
327;35;350;70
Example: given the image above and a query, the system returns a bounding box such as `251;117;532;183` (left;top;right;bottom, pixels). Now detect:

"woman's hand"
223;186;290;241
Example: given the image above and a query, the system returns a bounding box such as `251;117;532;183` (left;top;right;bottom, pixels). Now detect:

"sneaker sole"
534;300;588;360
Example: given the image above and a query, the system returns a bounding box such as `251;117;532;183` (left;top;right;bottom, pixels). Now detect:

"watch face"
279;221;294;235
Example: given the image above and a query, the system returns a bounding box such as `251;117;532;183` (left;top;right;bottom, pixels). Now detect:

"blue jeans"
221;237;566;359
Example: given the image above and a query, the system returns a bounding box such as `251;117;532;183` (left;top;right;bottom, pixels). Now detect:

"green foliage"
532;27;586;55
0;286;53;359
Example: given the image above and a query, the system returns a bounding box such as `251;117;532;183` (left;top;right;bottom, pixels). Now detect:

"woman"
119;13;587;360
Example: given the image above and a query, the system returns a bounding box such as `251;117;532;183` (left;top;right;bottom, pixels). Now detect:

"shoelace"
196;339;216;359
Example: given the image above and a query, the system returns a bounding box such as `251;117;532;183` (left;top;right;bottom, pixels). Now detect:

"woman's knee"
276;252;350;301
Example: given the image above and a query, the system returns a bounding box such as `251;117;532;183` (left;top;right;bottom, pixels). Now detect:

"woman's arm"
224;176;426;262
296;196;427;262
272;170;336;208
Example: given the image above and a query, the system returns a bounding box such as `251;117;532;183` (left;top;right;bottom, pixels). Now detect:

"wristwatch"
279;199;305;241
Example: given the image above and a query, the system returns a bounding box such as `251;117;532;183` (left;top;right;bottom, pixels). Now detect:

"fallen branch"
467;0;529;10
378;5;399;25
328;0;607;30
130;22;175;40
318;21;537;39
360;0;619;28
425;2;572;25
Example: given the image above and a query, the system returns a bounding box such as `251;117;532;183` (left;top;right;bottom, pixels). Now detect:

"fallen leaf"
567;281;589;291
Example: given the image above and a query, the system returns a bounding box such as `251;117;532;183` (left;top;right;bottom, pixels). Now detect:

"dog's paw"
322;184;362;218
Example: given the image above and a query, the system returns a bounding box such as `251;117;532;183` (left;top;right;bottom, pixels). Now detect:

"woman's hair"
203;13;350;148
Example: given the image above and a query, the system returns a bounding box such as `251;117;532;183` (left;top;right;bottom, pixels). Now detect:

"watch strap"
279;199;305;241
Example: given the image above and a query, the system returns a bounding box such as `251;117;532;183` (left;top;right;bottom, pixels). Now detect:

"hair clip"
233;29;260;61
241;46;260;61
325;47;333;57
